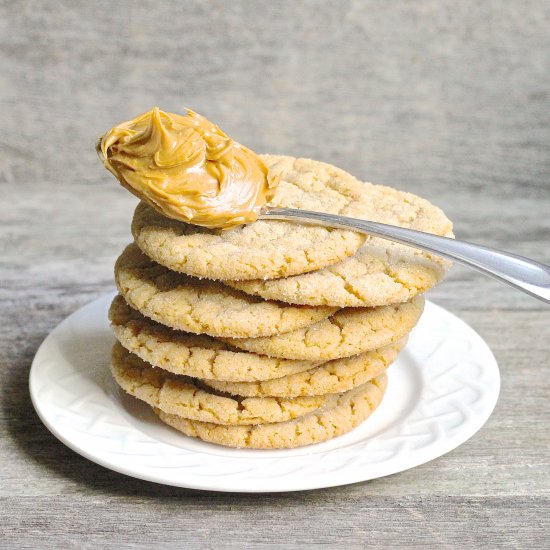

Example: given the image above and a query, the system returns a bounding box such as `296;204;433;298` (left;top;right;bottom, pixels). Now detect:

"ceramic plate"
30;292;500;492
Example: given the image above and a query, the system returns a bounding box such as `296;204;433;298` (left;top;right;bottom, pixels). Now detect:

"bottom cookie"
154;374;388;449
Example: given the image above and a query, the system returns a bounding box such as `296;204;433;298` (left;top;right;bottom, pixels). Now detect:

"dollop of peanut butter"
97;108;277;229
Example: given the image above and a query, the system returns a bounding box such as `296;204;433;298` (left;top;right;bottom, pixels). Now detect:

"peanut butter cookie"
229;231;452;308
115;244;336;338
131;155;376;281
204;339;404;397
223;296;424;361
133;155;452;285
109;295;322;381
155;374;388;449
111;343;330;425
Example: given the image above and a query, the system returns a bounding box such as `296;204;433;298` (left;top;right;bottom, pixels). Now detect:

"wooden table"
2;2;549;548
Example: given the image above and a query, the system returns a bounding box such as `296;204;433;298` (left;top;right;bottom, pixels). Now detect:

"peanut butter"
97;108;277;229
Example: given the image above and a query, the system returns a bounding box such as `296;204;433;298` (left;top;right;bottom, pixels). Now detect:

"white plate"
30;292;500;493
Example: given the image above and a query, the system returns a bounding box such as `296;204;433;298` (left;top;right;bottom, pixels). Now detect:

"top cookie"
132;156;453;285
131;155;374;281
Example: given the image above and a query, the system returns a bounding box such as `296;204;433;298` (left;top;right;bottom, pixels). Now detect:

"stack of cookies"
110;155;453;449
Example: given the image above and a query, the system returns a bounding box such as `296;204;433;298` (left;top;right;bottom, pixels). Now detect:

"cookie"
204;339;404;397
131;155;377;281
111;343;330;425
132;155;453;283
223;296;424;361
155;374;387;449
115;244;336;338
109;295;322;381
228;231;453;308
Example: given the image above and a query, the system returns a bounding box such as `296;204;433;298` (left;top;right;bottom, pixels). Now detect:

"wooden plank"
1;496;548;549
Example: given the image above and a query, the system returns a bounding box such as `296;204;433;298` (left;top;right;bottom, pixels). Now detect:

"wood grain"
1;1;549;548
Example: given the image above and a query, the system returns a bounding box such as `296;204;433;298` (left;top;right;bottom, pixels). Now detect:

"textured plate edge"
29;293;501;493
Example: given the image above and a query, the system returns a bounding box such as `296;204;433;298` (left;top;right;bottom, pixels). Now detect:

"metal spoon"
260;207;550;304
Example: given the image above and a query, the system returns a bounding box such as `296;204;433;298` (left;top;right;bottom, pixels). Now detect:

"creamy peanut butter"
97;108;277;229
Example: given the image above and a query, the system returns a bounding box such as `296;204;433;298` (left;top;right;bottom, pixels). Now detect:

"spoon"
260;207;550;304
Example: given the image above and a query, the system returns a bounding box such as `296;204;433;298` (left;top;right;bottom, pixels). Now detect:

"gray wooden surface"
1;1;549;548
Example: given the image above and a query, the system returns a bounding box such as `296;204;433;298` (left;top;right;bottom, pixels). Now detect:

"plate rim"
29;292;500;493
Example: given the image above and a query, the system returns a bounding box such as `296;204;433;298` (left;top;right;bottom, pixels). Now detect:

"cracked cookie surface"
223;296;424;361
112;343;330;425
204;339;403;397
131;155;373;281
229;228;453;308
110;295;322;381
155;374;387;449
115;244;336;338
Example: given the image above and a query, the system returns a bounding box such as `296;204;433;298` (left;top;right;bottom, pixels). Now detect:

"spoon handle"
261;207;550;304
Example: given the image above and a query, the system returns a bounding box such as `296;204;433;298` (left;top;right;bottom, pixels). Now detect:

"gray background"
1;1;549;548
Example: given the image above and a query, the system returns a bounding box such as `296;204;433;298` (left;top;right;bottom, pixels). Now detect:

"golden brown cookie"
114;244;336;338
223;296;424;361
155;374;388;449
132;155;452;284
111;343;330;425
109;295;322;381
228;233;453;308
130;155;378;281
204;339;404;397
